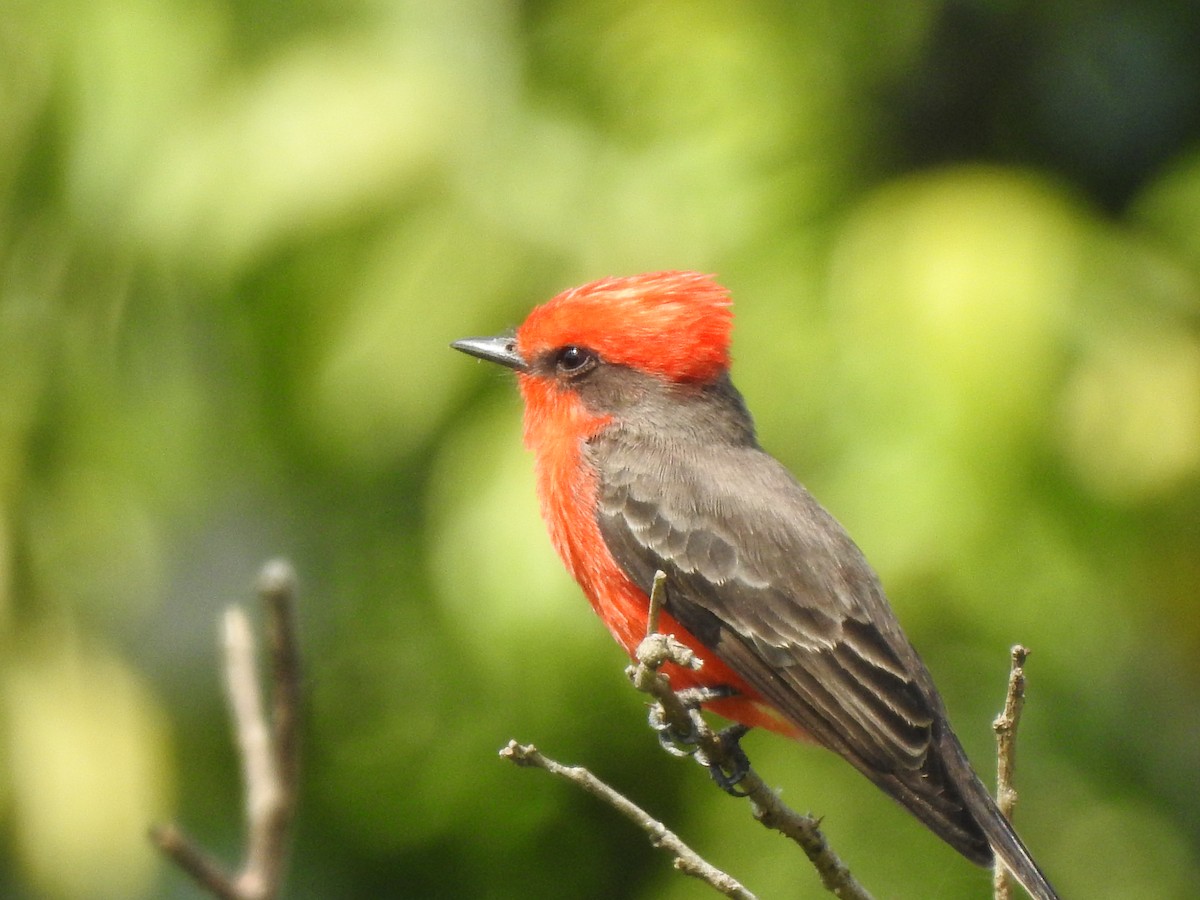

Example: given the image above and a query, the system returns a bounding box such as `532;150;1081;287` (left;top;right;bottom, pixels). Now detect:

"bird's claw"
648;685;744;769
648;701;703;756
696;723;752;796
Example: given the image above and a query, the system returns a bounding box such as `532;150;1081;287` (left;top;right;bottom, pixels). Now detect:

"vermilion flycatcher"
453;271;1058;900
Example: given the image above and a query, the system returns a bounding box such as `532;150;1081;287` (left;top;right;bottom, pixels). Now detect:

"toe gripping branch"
635;571;753;796
647;685;753;796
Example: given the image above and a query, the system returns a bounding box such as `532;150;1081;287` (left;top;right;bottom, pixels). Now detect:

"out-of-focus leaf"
1060;326;1200;500
823;167;1083;574
2;634;173;900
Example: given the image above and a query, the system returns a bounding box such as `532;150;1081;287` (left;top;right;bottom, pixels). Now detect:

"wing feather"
592;432;992;862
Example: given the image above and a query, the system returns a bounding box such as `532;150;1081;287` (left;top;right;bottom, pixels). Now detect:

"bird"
452;270;1059;899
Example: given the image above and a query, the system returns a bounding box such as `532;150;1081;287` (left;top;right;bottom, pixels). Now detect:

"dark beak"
450;335;528;372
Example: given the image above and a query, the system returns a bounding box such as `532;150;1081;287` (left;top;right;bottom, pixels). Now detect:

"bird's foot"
647;685;735;758
649;703;704;756
696;723;752;796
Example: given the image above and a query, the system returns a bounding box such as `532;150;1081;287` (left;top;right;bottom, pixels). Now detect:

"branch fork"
151;560;302;900
503;571;1042;899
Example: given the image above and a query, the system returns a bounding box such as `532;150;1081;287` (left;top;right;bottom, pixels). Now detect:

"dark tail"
857;730;1061;899
940;732;1061;900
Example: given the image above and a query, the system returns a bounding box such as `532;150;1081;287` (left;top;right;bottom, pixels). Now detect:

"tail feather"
939;732;1061;900
848;726;1059;899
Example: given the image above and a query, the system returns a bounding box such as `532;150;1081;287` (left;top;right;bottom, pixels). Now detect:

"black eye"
555;345;596;376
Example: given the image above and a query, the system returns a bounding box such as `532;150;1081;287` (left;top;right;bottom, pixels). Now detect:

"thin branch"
151;559;302;900
150;823;243;900
253;560;302;893
225;605;277;897
500;741;756;899
992;645;1029;900
504;572;1038;900
645;568;669;636
508;569;867;898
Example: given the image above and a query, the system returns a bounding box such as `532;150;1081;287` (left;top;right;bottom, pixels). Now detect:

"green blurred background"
2;1;1198;897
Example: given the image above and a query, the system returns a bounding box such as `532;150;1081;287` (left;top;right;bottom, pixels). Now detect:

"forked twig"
151;560;302;900
503;572;1042;899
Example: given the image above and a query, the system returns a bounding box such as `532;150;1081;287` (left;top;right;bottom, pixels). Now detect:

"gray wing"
592;435;993;863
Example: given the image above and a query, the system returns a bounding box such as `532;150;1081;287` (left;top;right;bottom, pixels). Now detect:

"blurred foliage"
1;0;1198;897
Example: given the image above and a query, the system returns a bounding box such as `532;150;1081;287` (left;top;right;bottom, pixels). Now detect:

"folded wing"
592;433;993;863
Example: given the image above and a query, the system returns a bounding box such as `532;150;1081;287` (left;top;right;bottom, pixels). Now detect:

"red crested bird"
452;271;1059;900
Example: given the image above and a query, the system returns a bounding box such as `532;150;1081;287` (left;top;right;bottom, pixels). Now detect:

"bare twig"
500;567;870;897
992;645;1029;900
500;741;756;899
150;823;243;900
629;573;874;900
645;568;669;636
151;559;302;900
253;561;302;893
506;572;1039;899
